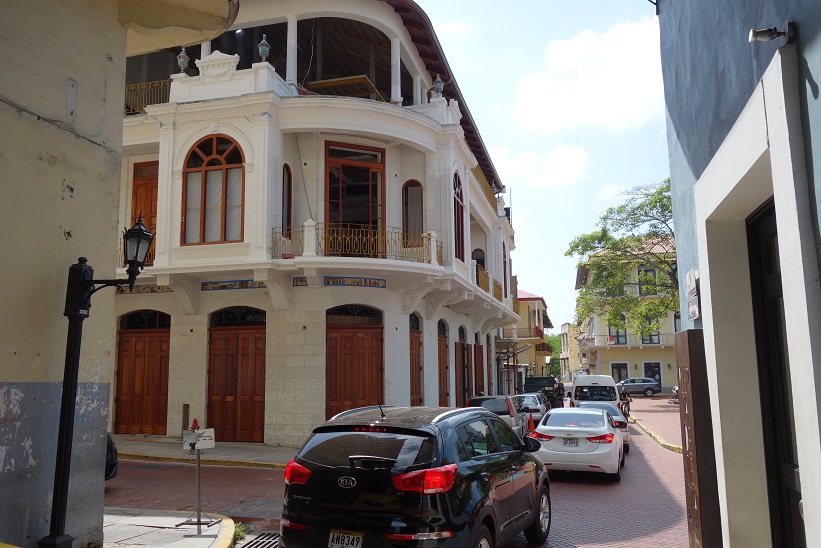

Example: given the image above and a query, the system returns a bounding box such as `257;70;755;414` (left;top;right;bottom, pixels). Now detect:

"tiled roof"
518;289;542;300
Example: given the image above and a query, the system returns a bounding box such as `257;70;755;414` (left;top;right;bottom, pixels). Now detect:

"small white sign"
688;295;700;321
686;269;699;299
183;428;216;450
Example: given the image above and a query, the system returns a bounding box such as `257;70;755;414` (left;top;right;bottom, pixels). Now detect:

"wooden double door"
326;326;384;419
208;327;266;442
116;330;169;434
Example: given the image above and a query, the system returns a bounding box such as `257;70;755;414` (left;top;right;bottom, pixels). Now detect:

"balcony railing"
593;333;675;346
499;326;544;340
124;80;171;115
476;264;490;292
493;280;502;301
116;238;155;267
272;223;442;264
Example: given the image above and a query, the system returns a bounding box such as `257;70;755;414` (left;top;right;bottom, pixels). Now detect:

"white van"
570;375;618;407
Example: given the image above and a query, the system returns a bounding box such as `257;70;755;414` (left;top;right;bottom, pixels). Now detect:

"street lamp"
38;217;154;548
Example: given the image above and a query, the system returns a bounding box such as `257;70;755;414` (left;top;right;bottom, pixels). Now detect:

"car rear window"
546;412;605;428
468;398;509;414
298;430;435;468
574;386;617;401
577;402;621;416
519;396;538;407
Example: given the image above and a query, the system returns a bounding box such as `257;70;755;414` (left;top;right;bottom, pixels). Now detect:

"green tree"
565;179;677;336
544;333;561;376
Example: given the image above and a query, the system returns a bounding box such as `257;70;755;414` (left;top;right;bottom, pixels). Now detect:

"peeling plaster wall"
0;1;126;545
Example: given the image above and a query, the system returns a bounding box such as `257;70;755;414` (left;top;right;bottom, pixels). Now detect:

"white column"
200;40;211;57
286;15;298;90
390;37;402;104
413;74;422;105
303;219;317;256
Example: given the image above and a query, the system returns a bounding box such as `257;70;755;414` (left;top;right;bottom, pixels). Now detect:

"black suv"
280;406;551;547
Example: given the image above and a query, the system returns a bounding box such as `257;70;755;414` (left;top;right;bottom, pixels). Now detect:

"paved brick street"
105;404;687;547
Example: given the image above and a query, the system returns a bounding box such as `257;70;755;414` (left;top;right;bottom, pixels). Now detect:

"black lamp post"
38;218;154;548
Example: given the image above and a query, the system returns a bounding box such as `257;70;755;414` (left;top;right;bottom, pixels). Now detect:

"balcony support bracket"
167;274;200;315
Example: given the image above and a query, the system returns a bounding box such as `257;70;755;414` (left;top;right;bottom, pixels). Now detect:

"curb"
104;508;235;548
118;452;287;469
630;416;683;454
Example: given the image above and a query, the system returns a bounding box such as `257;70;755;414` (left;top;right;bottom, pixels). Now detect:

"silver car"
576;401;630;453
515;393;550;426
466;395;528;438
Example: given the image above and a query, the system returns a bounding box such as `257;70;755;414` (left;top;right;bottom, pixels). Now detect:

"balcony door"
325;143;384;257
131;161;158;265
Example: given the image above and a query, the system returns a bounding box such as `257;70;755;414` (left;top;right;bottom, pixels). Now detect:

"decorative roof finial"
176;47;189;73
258;34;271;62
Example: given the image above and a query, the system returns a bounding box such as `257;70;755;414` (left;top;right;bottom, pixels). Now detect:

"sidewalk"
628;396;684;453
105;434;296;548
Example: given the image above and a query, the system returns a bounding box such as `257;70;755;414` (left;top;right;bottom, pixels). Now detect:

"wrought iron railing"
493;280;502;301
116;239;155;267
272;223;438;264
124;80;171;115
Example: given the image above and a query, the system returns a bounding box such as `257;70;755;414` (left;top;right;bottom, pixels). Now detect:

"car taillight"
393;463;457;494
614;420;625;428
507;398;515;417
528;431;554;440
284;460;311;485
280;518;307;531
587;433;615;443
387;531;454;541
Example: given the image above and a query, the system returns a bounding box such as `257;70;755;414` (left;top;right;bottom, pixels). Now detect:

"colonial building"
573;260;679;391
114;0;518;449
659;1;821;545
496;289;552;393
559;322;581;382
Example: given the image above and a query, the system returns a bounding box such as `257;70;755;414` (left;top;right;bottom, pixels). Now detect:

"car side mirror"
523;436;541;452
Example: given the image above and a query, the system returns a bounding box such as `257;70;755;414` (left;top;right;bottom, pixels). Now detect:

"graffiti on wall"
0;386;37;472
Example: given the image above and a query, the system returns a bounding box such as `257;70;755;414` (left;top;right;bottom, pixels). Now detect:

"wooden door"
409;327;423;406
465;344;474;398
116;330;169;434
208;328;265;442
748;203;805;547
474;344;485;395
454;342;465;407
487;345;493;395
131;162;158;265
438;335;449;406
326;326;383;419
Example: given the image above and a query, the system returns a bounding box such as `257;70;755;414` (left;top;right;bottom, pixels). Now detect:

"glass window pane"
204;170;223;242
185;172;201;243
225;168;242;241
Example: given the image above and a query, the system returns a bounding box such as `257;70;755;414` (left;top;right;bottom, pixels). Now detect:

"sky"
413;0;670;331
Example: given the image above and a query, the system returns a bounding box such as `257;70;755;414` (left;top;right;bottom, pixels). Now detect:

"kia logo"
338;476;357;488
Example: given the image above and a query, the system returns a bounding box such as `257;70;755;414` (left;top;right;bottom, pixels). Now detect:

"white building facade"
114;0;518;448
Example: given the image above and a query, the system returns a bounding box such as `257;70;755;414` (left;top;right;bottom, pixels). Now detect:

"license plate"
563;438;578;447
329;529;363;548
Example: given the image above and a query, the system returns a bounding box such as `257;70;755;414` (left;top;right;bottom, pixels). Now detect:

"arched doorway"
208;307;266;442
409;313;423;406
116;310;170;435
326;305;384;419
437;320;449;406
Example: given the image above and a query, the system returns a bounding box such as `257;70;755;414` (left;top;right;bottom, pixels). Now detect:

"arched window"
453;173;464;261
471;248;485;269
282;164;293;239
402;180;423;243
183;134;245;244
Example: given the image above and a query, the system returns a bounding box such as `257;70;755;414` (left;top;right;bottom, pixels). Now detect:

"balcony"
592;333;675;347
272;223;442;264
498;326;544;341
476;264;490;292
493;280;503;302
125;80;171;115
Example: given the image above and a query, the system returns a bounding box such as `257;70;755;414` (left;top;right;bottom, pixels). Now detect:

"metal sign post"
177;420;221;535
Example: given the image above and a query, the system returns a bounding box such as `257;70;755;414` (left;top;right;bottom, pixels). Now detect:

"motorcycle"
668;386;679;405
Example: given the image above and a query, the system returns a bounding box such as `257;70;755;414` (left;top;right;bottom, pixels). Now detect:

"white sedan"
528;407;624;481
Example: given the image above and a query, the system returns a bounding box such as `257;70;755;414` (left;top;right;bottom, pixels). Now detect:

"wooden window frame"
402;179;423;240
324;141;386;231
453;173;465;262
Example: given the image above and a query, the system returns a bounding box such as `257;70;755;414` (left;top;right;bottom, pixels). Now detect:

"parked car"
515;393;551;426
528;407;624;481
617;377;662;397
105;434;118;481
466;395;528;438
571;375;619;407
280;406;551;547
576;401;630;453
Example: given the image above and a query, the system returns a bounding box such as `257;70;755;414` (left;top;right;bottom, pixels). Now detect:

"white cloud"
491;145;589;188
596;184;628;202
514;17;663;135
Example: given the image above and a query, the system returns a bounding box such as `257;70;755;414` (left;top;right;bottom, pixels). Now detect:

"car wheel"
644;388;654;397
620;448;625;467
609;467;622;482
523;483;551;543
475;524;493;548
625;443;630;454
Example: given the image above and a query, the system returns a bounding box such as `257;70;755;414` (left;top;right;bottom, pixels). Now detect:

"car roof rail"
432;407;481;423
329;405;395;420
